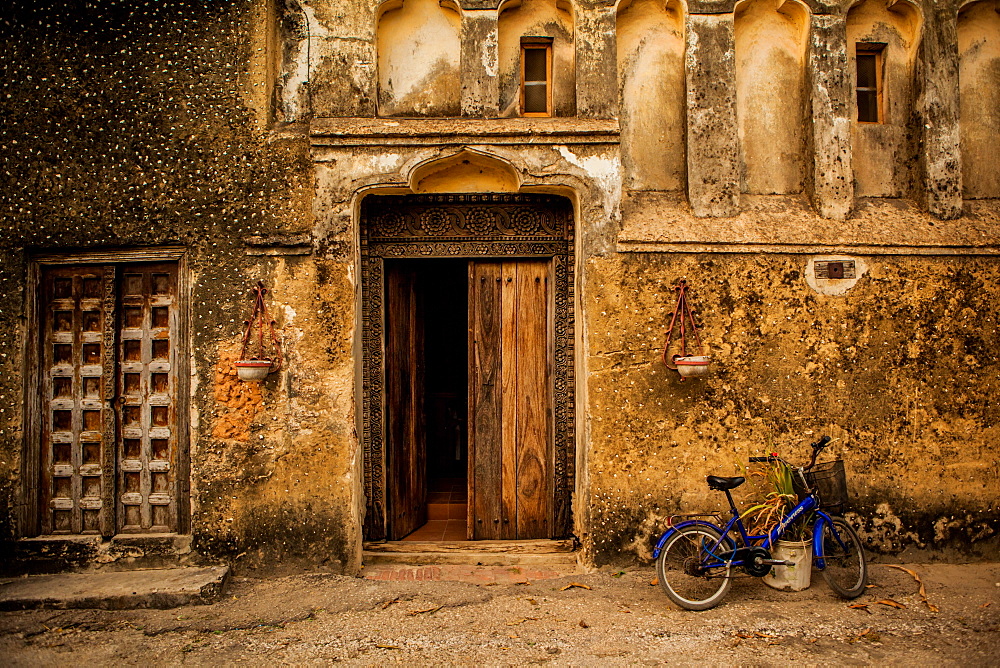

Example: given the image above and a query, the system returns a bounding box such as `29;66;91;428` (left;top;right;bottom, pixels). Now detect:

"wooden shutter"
40;266;116;535
116;263;179;533
469;259;552;539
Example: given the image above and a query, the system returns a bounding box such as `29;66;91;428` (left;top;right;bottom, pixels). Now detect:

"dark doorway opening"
385;258;468;540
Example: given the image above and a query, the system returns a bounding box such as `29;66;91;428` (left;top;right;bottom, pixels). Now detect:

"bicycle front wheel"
819;516;867;598
656;525;733;611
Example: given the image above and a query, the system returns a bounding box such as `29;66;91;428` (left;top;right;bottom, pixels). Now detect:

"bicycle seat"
707;475;745;491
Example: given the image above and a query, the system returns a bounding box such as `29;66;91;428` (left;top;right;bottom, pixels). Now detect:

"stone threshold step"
363;551;579;566
0;565;230;611
363;539;578;566
363;539;576;554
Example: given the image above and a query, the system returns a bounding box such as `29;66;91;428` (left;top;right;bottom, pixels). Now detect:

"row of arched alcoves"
372;0;999;199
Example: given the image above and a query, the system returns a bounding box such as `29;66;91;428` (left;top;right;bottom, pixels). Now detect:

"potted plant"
742;458;813;591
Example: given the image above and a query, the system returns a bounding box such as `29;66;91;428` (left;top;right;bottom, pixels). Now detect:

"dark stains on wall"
585;253;1000;566
0;0;320;568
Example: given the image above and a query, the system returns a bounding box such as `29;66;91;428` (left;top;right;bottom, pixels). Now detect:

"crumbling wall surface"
847;0;923;198
616;0;686;192
0;0;359;573
376;0;462;116
958;0;1000;198
498;0;576;116
582;252;1000;565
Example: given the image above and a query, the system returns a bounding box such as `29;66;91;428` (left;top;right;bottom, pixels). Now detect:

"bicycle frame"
653;492;841;572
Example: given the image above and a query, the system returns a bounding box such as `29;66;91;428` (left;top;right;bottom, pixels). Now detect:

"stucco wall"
583;252;1000;565
0;0;998;575
0;0;360;574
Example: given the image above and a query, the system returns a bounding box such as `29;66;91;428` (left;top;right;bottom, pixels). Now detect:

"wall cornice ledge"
310;118;620;148
617;192;1000;255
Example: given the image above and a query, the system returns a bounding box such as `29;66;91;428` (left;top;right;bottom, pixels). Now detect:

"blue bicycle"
653;435;867;610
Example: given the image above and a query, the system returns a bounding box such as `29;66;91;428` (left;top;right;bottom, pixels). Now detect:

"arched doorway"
360;193;576;542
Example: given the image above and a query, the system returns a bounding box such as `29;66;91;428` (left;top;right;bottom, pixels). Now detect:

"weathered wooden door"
385;263;428;540
116;264;179;533
39;262;179;536
469;259;552;539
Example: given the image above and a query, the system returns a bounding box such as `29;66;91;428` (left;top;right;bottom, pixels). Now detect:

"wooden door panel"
386;263;427;540
514;260;550;538
470;261;503;539
39;261;180;537
116;263;178;533
41;267;115;535
470;259;552;540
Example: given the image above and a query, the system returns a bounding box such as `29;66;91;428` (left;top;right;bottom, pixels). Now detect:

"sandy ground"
1;562;997;666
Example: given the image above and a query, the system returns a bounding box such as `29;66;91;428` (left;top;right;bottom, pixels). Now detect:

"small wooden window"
855;43;885;123
521;38;552;117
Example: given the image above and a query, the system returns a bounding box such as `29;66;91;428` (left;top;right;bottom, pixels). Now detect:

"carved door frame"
360;193;576;541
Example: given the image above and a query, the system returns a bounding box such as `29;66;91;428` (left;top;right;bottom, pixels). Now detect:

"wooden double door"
34;261;182;536
386;258;553;540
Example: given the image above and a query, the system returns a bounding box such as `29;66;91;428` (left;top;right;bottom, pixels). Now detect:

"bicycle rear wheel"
819;516;867;598
656;525;733;611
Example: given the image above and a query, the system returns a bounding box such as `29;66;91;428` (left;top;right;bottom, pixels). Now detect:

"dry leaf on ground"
408;606;442;615
877;599;906;609
561;582;592;591
887;565;940;612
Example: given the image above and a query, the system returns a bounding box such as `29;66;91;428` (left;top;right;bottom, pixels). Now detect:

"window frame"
520;36;553;118
855;42;886;124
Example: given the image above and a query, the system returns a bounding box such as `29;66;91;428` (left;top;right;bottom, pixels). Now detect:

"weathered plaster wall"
0;0;361;574
847;0;922;198
616;0;686;192
958;0;1000;198
498;0;577;116
582;252;1000;565
376;0;462;116
735;0;809;194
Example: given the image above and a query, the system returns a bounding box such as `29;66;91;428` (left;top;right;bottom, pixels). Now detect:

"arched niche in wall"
734;0;810;195
616;0;686;191
498;0;576;117
376;0;462;117
408;150;523;193
958;0;1000;198
846;0;922;198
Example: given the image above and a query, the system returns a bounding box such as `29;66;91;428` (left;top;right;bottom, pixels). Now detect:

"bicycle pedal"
760;559;795;567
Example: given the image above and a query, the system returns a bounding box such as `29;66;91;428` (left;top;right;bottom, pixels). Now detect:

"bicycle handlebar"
748;435;834;468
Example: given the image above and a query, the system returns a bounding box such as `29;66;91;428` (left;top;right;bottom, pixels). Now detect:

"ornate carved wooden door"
385;262;428;540
39;262;179;536
361;194;575;542
469;259;552;539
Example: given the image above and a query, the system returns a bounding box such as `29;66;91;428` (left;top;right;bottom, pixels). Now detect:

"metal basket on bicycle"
795;460;849;513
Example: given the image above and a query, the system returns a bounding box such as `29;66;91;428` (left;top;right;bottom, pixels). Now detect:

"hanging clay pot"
235;281;283;382
662;280;713;381
673;355;712;378
235;359;272;381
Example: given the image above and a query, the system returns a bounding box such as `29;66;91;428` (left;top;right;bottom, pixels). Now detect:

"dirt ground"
1;562;998;666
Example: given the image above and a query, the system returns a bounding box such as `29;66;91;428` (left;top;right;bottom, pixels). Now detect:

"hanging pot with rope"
235;281;284;381
662;279;711;380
